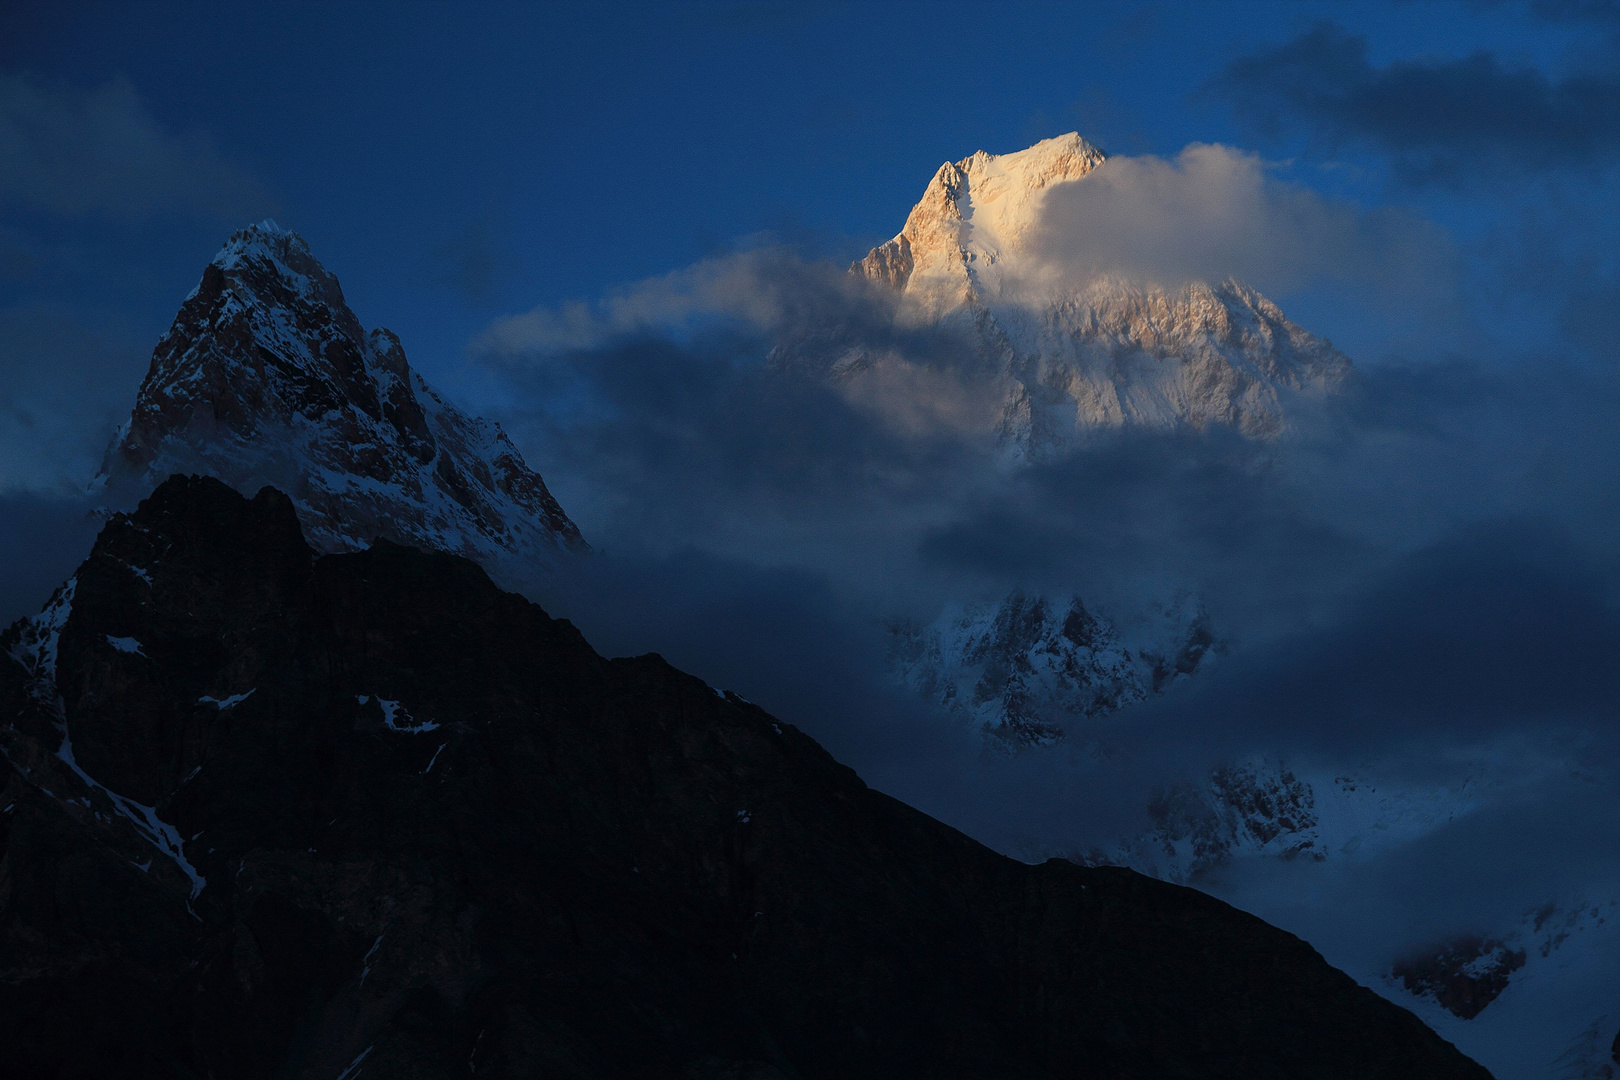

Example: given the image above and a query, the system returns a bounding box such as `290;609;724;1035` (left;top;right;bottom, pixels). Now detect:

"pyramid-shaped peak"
947;133;1108;256
852;134;1109;292
100;223;588;572
204;219;348;314
845;132;1352;446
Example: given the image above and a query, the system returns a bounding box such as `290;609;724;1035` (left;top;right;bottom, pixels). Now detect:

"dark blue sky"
4;0;1613;426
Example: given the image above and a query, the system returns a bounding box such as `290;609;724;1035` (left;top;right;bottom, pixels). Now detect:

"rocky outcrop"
1392;937;1527;1020
96;221;586;578
0;475;1490;1078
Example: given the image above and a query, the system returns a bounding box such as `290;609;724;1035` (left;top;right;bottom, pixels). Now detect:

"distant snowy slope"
97;221;586;575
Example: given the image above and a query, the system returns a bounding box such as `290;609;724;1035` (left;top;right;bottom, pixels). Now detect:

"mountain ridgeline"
0;475;1491;1078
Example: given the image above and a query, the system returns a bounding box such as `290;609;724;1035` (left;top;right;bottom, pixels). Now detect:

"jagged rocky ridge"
0;474;1491;1079
97;221;586;576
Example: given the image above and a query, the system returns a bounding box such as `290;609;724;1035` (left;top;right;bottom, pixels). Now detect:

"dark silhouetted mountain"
0;475;1490;1078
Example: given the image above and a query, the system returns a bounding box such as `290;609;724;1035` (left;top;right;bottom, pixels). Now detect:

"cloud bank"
1212;19;1620;183
1032;143;1457;305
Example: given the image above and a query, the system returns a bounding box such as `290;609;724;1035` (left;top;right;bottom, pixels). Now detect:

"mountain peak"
956;132;1107;197
98;222;587;580
856;133;1108;298
845;134;1349;445
210;219;315;276
199;219;347;312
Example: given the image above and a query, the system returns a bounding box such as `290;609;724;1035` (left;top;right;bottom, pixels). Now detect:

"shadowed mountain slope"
0;475;1488;1079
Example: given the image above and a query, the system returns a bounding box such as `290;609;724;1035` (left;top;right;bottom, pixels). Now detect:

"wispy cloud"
0;304;145;493
0;70;266;220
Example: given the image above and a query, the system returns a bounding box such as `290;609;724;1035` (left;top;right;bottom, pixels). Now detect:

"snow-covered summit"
856;132;1107;298
98;221;587;577
846;133;1352;446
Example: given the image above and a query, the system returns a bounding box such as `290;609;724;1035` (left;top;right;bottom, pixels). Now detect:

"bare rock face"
1392;937;1528;1020
0;475;1493;1078
97;221;586;577
845;133;1352;450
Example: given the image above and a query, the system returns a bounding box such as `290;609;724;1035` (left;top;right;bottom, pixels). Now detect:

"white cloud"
474;245;878;359
1033;143;1457;304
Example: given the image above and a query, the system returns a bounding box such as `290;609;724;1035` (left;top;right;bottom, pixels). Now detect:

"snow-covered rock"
97;221;586;575
888;590;1215;747
837;133;1353;450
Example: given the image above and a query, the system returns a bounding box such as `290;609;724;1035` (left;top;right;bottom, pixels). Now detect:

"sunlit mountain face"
5;4;1620;1078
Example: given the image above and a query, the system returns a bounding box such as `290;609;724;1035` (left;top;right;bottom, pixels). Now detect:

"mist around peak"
470;134;1620;1076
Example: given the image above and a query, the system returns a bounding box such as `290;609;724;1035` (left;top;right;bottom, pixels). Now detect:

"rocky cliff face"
97;221;586;577
842;133;1352;450
0;475;1490;1079
888;591;1215;747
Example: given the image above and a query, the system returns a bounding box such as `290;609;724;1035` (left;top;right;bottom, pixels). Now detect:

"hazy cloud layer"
1212;20;1620;183
0;305;146;493
471;194;1620;1069
495;337;1620;1000
0;70;265;220
1032;143;1458;304
476;246;889;357
483;146;1468;367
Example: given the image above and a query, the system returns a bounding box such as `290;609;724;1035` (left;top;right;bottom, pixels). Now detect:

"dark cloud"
1557;264;1620;359
1121;524;1620;763
467;246;1620;1007
1211;20;1620;183
1469;0;1620;25
0;70;266;220
432;217;519;306
483;250;1620;739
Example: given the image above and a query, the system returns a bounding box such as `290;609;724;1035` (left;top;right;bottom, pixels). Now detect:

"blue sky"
5;0;1615;428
